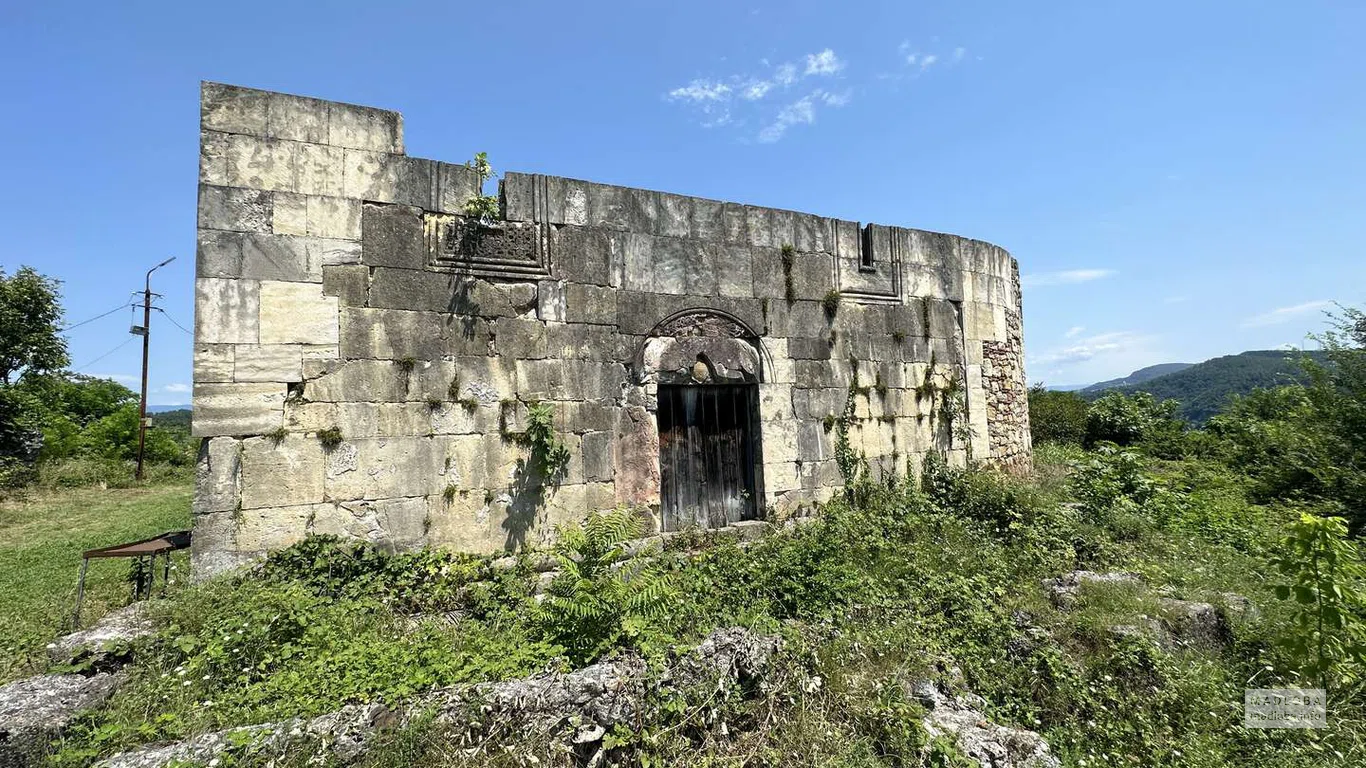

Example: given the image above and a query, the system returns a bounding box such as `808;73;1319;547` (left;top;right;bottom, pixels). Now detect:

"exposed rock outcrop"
1042;570;1143;609
911;678;1060;768
95;627;783;768
48;603;157;666
0;673;122;768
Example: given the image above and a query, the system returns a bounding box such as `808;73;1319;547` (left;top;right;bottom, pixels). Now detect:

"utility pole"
135;257;175;481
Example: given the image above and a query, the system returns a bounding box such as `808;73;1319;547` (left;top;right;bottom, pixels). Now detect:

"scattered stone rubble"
95;628;784;768
1042;570;1143;609
1044;570;1253;650
47;602;156;666
0;673;122;768
911;675;1060;768
1;603;161;768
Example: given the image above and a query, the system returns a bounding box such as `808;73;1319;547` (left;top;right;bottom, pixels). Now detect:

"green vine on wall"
780;244;796;304
520;402;571;481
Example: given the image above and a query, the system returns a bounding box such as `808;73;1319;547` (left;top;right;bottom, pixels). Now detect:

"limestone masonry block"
194;344;235;383
200;130;230;185
192;382;284;437
296;142;346;198
259;280;340;345
328;101;404;154
240;435;325;509
266;92;328;144
199;185;273;233
195;278;259;344
234;344;304;383
226;134;297;193
201;82;268;135
194;437;241;515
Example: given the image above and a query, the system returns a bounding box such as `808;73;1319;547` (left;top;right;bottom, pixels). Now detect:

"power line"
73;336;137;371
151;306;193;336
61;303;135;331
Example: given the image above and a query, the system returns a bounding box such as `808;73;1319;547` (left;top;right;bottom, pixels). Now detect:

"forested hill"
1079;362;1194;393
1087;350;1327;422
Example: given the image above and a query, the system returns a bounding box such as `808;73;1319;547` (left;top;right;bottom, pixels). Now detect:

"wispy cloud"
163;382;190;393
668;80;730;102
1031;331;1151;366
667;49;850;142
1021;269;1116;288
1241;300;1333;328
805;49;845;76
896;41;967;75
1064;326;1085;339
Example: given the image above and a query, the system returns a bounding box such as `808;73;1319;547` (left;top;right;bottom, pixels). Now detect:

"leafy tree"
1027;385;1088;446
0;266;68;385
1270;512;1366;690
1085;391;1180;447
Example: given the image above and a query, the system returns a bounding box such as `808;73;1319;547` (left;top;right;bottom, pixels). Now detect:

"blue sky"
2;0;1363;401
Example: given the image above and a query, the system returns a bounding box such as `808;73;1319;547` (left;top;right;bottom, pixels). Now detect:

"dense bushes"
1027;386;1088;446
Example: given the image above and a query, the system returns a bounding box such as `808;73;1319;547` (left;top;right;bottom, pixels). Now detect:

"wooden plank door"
658;385;758;531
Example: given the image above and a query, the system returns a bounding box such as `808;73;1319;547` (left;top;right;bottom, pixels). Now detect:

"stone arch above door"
632;308;768;385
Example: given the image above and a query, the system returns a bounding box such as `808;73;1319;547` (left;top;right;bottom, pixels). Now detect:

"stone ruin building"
191;82;1031;576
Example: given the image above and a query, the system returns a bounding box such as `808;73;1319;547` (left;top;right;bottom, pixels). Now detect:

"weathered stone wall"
191;82;1030;576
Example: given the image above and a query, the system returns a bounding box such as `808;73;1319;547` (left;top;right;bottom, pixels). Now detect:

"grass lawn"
0;482;192;682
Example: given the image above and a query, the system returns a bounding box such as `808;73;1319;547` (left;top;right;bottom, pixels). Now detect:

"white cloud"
1241;300;1333;328
163;382;190;393
1020;269;1116;287
668;79;731;102
1064;326;1085;339
906;52;939;72
952;46;967;63
804;49;844;76
1031;331;1150;366
757;88;851;143
741;79;773;100
668;49;849;141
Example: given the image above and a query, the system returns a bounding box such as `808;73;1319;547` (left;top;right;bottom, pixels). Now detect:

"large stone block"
581;431;613;482
235;504;315;552
201;82;268;135
264;92;328;143
234;344;304;383
750;246;785;300
194;436;241;515
684;241;719;296
226;134;297;193
259;280;340;344
194;344;235;383
492;317;548;359
327;100;403;154
305;359;410;402
790;252;834;300
306;196;362;240
717;244;753;298
435;162;480;214
199;185;272;233
240;435;325;509
325;436;443;501
322;264;369;307
564;282;617;325
361;203;425;269
296;142;346;198
614;405;659;507
691;198;723;241
537;280;565;322
192;382;284;437
622;233;654;293
657;193;691;238
239;233;316;282
200;130;230;185
552;226;615;287
195;278;259;344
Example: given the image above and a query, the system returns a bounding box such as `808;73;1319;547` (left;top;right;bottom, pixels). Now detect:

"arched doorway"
635;310;766;531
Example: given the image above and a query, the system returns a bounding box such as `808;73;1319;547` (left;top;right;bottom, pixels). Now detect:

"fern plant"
537;507;676;662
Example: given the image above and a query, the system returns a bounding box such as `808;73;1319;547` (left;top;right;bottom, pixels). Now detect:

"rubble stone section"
191;82;1031;576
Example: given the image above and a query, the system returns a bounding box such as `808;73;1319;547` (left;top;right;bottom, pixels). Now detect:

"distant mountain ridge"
1080;363;1194;394
1082;350;1325;422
